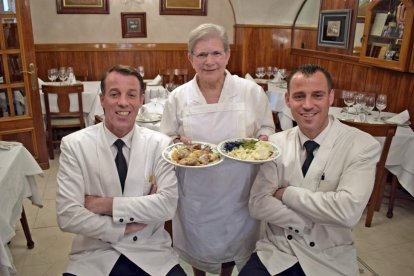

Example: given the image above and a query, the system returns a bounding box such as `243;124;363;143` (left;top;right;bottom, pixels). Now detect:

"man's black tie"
302;140;319;176
114;139;127;192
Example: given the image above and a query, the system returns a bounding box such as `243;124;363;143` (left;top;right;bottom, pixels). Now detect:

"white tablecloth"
40;81;101;126
0;143;43;275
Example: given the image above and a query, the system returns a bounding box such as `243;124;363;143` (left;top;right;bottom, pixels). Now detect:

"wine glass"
47;68;58;82
343;90;355;119
165;82;175;92
279;68;287;80
255;67;265;79
266;66;273;79
355;93;367;122
66;67;74;83
58;67;67;84
137;66;145;78
365;95;375;116
376;94;387;121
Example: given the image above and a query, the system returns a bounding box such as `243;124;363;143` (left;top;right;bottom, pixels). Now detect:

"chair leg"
365;169;382;227
20;207;34;249
47;130;54;160
387;175;399;218
164;220;173;246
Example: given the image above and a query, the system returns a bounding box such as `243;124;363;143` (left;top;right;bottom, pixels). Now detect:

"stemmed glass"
138;66;145;78
66;67;74;83
255;67;265;79
47;68;58;82
279;69;287;80
266;66;273;79
365;95;375;116
272;67;279;81
165;83;175;92
376;94;387;121
343;90;355;119
58;67;67;84
355;93;367;122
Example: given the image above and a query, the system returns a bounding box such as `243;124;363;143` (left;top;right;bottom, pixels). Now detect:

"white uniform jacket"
249;117;381;276
56;123;179;276
160;71;275;273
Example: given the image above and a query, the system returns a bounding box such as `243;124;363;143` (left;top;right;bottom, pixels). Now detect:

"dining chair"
341;120;397;227
386;174;414;218
332;89;346;107
42;83;85;159
77;68;89;81
159;68;188;86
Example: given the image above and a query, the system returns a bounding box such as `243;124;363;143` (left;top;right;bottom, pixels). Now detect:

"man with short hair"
240;64;381;276
57;64;186;276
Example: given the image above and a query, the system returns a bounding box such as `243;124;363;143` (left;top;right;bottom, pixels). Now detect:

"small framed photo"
160;0;207;16
56;0;109;14
318;9;352;49
121;12;147;38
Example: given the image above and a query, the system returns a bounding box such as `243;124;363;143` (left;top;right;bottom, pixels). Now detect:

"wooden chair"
341;120;397;227
42;84;85;159
159;68;188;86
76;68;89;81
333;89;346;107
387;175;414;218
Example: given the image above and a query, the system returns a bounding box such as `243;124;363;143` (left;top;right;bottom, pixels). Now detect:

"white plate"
162;141;223;168
217;138;281;163
136;113;162;123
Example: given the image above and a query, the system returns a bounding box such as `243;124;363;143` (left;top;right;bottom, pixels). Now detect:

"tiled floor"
8;154;414;276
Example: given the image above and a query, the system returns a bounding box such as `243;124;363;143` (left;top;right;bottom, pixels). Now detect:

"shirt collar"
103;124;134;150
298;116;333;149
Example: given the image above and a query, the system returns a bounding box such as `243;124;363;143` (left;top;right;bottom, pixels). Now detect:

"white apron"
173;89;260;271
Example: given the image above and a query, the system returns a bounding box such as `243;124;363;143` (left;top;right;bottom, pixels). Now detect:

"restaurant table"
0;142;43;275
40;81;101;127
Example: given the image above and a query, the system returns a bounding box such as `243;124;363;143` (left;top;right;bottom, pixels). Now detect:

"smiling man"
239;64;381;276
56;65;186;276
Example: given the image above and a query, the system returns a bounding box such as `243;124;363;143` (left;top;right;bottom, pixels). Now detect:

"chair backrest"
76;68;89;81
159;68;188;85
42;83;85;128
340;119;397;226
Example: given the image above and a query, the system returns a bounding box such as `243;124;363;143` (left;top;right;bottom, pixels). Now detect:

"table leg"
20;207;34;249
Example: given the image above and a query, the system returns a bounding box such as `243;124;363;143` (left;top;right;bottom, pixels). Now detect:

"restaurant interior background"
1;0;414;167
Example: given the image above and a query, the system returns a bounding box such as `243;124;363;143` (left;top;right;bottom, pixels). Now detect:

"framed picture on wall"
160;0;207;16
121;12;147;38
317;9;352;49
56;0;109;14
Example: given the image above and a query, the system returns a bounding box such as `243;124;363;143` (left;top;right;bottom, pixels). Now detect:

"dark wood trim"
291;48;360;64
35;43;189;52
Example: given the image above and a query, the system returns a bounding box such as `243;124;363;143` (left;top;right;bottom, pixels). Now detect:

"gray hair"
188;23;229;54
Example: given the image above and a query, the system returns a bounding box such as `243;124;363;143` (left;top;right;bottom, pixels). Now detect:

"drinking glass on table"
255;67;265;79
343;90;355;120
266;66;273;79
279;68;287;80
138;66;145;78
47;68;58;82
66;67;74;83
355;93;367;122
365;95;375;115
58;67;67;84
376;94;387;121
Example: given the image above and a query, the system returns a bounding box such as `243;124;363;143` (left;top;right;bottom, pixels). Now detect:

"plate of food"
162;141;223;168
217;138;281;163
136;112;162;123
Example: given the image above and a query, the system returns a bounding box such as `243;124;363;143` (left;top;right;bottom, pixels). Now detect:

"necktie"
114;139;127;192
302;140;319;176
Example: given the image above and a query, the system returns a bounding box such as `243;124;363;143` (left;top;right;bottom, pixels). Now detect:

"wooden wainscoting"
35;43;239;82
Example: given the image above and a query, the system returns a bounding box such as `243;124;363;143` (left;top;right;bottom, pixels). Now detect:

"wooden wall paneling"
292;27;318;50
349;65;368;92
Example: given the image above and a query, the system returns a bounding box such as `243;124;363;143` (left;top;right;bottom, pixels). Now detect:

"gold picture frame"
121;13;147;38
56;0;109;14
159;0;207;16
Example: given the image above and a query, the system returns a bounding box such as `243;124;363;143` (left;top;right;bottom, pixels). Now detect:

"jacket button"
309;242;315;247
287;235;292;240
133;236;138;241
119;218;124;223
294;229;299;233
130;218;134;222
288;226;293;230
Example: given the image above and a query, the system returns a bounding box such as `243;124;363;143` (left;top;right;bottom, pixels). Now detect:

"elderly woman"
160;23;275;276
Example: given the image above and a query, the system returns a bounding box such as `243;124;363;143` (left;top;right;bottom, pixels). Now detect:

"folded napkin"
385;109;410;124
147;74;162;86
245;73;254;81
0;140;21;150
38;78;45;87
